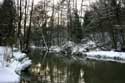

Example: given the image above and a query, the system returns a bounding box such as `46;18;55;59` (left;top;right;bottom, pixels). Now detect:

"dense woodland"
0;0;125;52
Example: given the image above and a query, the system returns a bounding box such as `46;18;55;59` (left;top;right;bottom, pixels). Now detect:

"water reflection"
84;60;125;83
21;49;125;83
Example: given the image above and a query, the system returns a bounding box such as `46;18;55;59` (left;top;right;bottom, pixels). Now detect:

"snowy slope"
9;50;32;73
0;47;32;83
0;68;20;83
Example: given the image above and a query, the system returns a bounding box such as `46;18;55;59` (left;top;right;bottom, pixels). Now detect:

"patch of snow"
13;48;18;52
0;47;32;82
79;46;86;52
31;45;36;49
62;41;75;48
9;59;20;71
72;45;86;54
71;40;96;55
9;51;32;73
83;40;96;49
87;41;95;45
49;46;62;53
0;68;20;83
72;46;79;54
13;51;26;60
48;40;97;55
86;51;125;58
17;59;32;71
86;51;125;63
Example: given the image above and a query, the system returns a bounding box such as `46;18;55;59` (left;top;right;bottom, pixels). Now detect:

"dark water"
21;49;125;83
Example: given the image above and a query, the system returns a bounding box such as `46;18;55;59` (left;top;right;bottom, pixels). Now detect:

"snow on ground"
47;40;125;63
17;58;32;71
48;40;97;54
85;51;125;63
72;45;86;54
8;59;20;72
49;46;62;53
62;41;75;48
86;51;125;58
0;47;32;83
84;40;96;49
63;40;96;54
9;49;32;73
0;68;20;83
13;51;26;60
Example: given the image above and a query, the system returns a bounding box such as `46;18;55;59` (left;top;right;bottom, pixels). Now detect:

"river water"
21;49;125;83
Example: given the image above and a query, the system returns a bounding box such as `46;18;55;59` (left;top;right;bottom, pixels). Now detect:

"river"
21;49;125;83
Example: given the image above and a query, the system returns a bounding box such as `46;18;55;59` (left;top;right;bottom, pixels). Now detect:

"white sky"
34;0;97;5
34;0;97;11
0;0;3;5
34;0;40;4
0;0;96;6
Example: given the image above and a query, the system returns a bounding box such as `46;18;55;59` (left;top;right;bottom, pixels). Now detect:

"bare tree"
25;0;34;52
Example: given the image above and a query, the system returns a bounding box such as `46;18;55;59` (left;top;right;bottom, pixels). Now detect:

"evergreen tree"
0;0;16;45
70;10;83;43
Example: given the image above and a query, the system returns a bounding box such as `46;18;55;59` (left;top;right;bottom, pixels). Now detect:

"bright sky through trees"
34;0;97;8
0;0;3;5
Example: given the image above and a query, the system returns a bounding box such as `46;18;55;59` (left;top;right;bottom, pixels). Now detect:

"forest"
0;0;125;52
1;0;125;83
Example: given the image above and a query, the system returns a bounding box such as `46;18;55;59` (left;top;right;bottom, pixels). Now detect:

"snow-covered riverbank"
85;51;125;63
9;49;32;73
47;41;125;63
0;47;32;83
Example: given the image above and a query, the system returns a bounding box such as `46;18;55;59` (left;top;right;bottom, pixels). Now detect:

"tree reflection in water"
84;60;125;83
21;49;125;83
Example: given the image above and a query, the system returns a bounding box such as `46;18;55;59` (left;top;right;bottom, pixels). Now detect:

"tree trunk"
26;0;34;52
